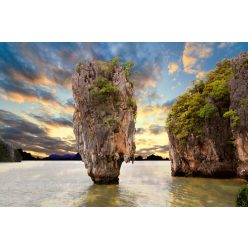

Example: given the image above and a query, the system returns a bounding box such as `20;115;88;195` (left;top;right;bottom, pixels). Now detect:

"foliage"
122;61;135;80
87;57;136;127
110;56;121;66
166;59;234;142
236;185;248;207
108;57;135;81
240;98;248;106
197;102;217;119
128;97;136;109
102;116;116;127
91;76;118;96
76;61;83;73
223;109;240;127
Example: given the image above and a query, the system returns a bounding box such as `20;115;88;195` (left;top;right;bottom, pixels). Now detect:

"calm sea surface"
0;161;245;207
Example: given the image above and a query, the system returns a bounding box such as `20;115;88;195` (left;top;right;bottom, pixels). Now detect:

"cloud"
196;71;207;79
218;42;235;48
182;42;213;74
136;145;169;158
65;98;75;108
0;42;185;159
136;128;146;134
148;124;165;135
168;62;179;74
31;115;72;128
138;104;170;117
0;109;76;157
162;98;177;107
0;43;81;90
0;72;63;107
153;63;163;79
133;75;157;92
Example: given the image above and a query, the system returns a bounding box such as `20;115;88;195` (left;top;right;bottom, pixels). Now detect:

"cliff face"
0;137;22;162
72;58;137;184
167;53;248;179
230;53;248;178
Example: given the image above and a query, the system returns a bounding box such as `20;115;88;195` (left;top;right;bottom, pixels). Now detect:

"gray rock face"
168;120;236;178
72;59;137;184
230;53;248;179
0;137;22;162
167;52;248;179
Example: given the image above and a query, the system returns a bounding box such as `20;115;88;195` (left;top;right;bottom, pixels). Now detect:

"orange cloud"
138;104;170;117
142;76;157;88
168;62;179;74
11;70;55;86
182;43;213;75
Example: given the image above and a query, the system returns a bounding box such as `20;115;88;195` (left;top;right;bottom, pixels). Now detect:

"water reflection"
167;177;245;207
74;184;137;207
0;161;246;207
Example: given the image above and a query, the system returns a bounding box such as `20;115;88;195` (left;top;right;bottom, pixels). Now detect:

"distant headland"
17;149;169;161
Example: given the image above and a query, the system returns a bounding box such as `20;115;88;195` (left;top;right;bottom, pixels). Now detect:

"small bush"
198;102;217;119
236;185;248;207
223;109;240;127
240;98;248;106
128;97;136;109
76;61;83;73
122;61;135;80
110;56;121;66
102;116;116;127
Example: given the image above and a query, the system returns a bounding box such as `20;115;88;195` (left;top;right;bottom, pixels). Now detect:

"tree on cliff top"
166;59;235;142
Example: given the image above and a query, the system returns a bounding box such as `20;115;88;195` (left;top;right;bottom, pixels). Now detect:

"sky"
0;42;248;158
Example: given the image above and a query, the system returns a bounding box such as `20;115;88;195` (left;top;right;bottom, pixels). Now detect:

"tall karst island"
72;58;137;184
166;53;248;180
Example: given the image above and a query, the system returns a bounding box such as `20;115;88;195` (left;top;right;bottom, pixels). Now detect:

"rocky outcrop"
72;58;137;184
0;137;22;162
230;53;248;179
167;53;248;179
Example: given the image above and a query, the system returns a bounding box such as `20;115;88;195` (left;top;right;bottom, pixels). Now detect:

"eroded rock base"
91;177;119;185
86;159;122;184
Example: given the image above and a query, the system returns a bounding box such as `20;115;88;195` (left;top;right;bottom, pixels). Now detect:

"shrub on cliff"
166;59;234;142
236;185;248;207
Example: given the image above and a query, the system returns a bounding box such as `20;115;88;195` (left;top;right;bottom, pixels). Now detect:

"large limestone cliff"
230;53;248;178
0;137;22;162
166;53;248;179
72;58;137;184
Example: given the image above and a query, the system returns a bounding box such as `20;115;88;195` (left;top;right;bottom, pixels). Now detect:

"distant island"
17;149;169;161
135;155;169;161
17;149;82;161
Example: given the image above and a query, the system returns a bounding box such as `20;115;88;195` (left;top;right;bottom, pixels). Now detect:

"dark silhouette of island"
135;154;169;161
17;149;82;161
17;149;169;161
43;153;82;160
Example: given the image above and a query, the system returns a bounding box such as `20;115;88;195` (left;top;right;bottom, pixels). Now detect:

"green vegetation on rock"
197;102;217;119
240;98;248;106
223;109;240;127
90;76;119;103
80;57;136;128
166;59;234;142
102;116;116;127
128;97;136;109
236;184;248;207
76;61;83;73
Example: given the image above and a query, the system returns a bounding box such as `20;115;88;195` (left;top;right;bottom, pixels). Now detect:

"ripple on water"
0;161;246;206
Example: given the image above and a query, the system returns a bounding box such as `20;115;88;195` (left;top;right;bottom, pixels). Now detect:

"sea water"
0;161;245;207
